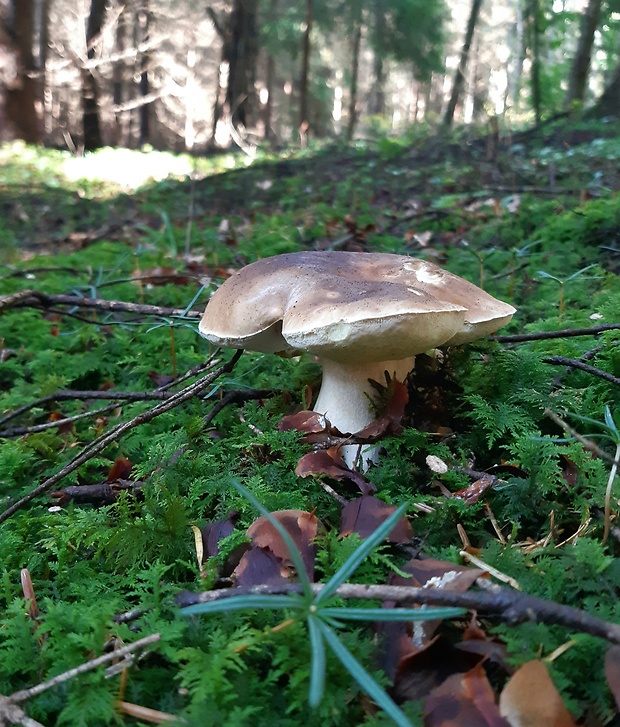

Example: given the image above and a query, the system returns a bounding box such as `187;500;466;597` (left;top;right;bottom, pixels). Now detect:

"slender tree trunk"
565;0;602;109
3;0;40;142
527;0;542;123
112;1;127;146
443;0;484;127
37;0;50;136
299;0;313;137
82;0;106;150
346;12;362;142
136;0;150;146
263;0;278;141
369;0;385;116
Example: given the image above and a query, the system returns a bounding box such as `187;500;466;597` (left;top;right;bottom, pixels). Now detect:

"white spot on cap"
413;263;443;285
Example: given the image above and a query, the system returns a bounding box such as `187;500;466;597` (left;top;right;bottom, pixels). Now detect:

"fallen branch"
0;352;242;524
0;290;202;320
9;633;160;704
544;408;619;467
491;323;620;343
177;579;620;644
543;355;620;386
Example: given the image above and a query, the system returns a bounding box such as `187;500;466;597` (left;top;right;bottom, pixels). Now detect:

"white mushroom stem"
313;356;415;470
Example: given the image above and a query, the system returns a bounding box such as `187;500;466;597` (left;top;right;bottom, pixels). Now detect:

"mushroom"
199;252;516;468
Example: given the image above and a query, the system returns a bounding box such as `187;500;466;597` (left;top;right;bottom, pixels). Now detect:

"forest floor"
1;117;620;726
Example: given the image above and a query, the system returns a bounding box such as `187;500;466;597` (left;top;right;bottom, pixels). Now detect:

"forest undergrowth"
1;119;620;726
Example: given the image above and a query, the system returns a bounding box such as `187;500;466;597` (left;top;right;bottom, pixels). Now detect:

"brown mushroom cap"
199;252;515;362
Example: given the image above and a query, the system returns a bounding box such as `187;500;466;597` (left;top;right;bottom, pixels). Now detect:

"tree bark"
299;0;313;137
527;0;542;123
136;0;150;146
228;0;259;129
111;1;127;146
369;0;385;116
565;0;602;109
82;0;106;150
443;0;484;127
3;0;40;142
588;58;620;117
346;11;362;142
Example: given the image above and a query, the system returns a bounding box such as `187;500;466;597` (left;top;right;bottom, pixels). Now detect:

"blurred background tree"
0;0;617;151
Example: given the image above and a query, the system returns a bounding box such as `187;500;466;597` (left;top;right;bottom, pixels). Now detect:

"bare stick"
0;290;202;320
0;352;242;524
543;356;620;386
0;403;121;438
178;581;620;644
491;324;620;343
9;633;161;704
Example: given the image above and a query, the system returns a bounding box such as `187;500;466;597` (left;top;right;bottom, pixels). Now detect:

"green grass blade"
307;614;326;707
318;621;412;727
319;606;466;622
315;502;408;605
230;479;314;598
181;594;299;616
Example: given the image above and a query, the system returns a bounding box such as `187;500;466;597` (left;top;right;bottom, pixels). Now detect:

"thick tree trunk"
228;0;259;129
3;0;40;143
346;14;362;142
299;0;313;136
588;59;620;117
443;0;484;127
82;0;106;150
565;0;602;109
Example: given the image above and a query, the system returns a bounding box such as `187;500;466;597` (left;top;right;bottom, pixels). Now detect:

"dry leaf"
605;645;620;710
295;447;376;494
340;495;412;543
424;662;510;727
246;509;321;579
499;660;576;727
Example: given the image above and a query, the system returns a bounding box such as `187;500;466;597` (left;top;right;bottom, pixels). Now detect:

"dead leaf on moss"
425;661;510;727
246;509;321;580
233;546;289;587
201;510;239;561
499;660;577;727
295;447;376;494
605;645;620;710
107;457;133;482
340;495;412;543
453;474;495;505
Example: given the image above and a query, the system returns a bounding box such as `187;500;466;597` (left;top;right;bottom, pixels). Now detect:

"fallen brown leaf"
424;662;510;727
499;660;576;727
295;447;376;494
340;495;412;544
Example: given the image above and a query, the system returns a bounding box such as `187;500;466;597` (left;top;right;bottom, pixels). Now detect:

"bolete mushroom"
199;252;515;467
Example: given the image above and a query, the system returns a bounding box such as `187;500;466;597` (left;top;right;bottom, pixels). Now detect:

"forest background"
1;0;620;153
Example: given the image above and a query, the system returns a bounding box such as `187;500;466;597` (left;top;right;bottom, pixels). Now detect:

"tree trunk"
111;1;127;146
588;58;620;117
443;0;484;127
263;0;278;142
527;0;542;123
227;0;259;129
369;0;385;116
136;0;150;146
346;12;362;142
82;0;106;150
565;0;602;109
299;0;313;137
3;0;40;143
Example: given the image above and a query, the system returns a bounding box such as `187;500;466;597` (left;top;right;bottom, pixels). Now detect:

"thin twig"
177;581;620;644
491;324;620;343
0;352;242;524
544;408;620;467
0;403;121;438
9;633;161;704
543;356;620;386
